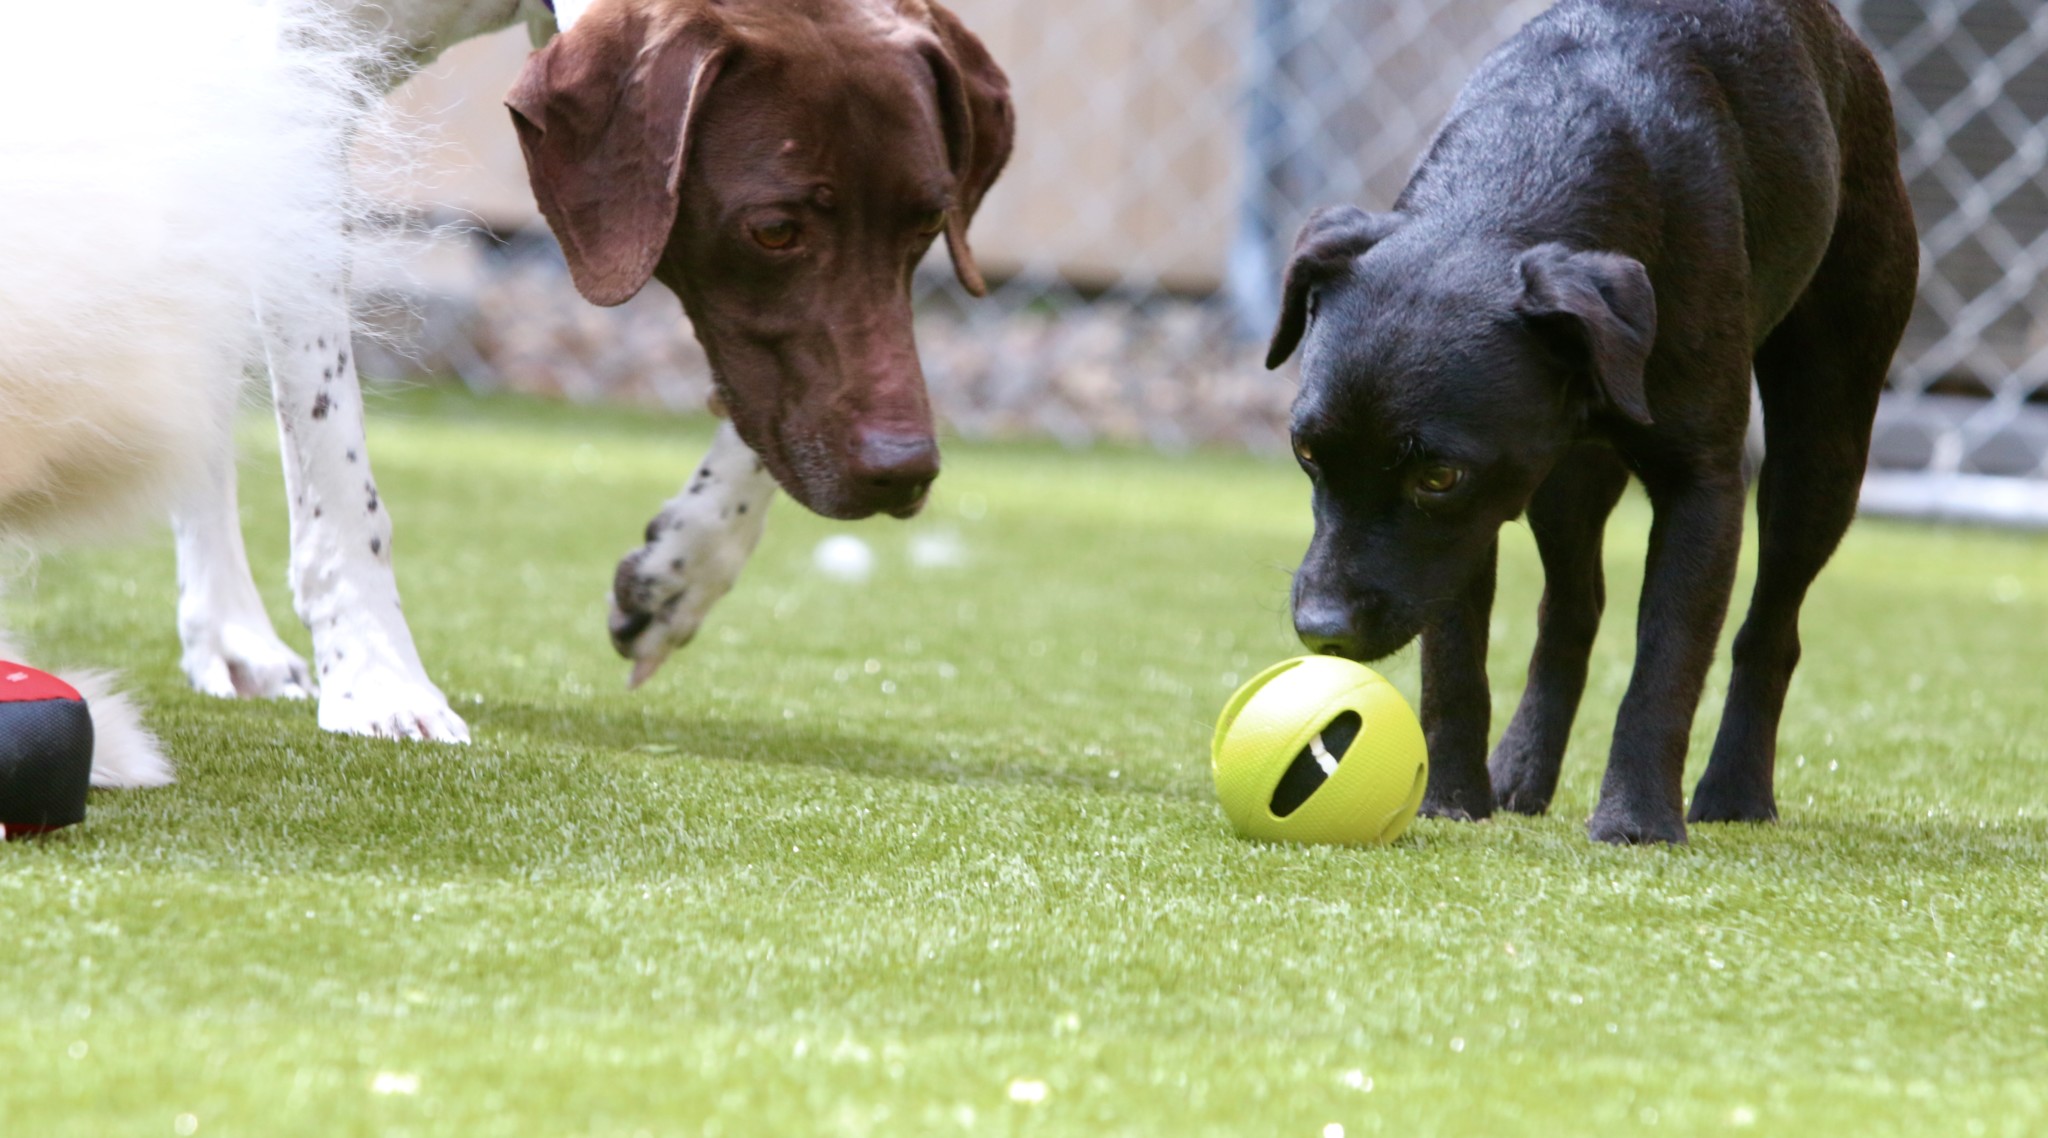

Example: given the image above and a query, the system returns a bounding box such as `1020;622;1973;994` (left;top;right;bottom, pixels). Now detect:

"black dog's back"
1405;0;1894;351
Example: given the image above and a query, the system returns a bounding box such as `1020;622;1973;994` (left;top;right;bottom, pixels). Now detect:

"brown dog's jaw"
887;486;932;520
713;391;940;520
735;414;938;522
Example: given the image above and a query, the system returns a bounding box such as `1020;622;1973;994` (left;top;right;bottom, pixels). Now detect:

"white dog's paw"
609;436;777;687
181;620;316;701
317;665;470;743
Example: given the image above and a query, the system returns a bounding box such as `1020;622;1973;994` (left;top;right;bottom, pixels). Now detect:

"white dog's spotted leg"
608;422;777;688
264;302;469;743
171;445;315;700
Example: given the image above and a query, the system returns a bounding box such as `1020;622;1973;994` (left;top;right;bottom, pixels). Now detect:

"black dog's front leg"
1589;472;1745;844
1490;444;1631;814
1419;538;1497;820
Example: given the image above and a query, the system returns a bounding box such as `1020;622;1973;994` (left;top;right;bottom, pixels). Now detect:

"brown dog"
510;0;1010;518
507;0;1013;678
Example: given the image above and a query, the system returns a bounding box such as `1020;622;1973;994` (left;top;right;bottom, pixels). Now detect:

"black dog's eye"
1416;465;1463;494
1293;439;1317;469
751;220;799;250
916;209;948;237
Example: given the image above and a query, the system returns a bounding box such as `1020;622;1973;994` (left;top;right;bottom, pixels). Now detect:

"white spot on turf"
909;528;967;568
1006;1078;1048;1104
813;534;874;582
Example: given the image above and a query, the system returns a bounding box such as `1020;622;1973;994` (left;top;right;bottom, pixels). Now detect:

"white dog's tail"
60;671;173;790
0;634;172;789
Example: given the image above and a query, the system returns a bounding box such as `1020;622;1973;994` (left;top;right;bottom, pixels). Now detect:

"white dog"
0;1;420;783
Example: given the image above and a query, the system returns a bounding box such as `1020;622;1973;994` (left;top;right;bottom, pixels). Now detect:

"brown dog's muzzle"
850;428;940;518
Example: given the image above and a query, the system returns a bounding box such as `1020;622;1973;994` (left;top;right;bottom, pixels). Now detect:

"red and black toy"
0;662;93;839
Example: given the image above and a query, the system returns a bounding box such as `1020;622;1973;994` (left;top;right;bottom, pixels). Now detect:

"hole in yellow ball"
1269;710;1361;818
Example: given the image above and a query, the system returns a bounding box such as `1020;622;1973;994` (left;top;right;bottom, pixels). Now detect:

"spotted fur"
606;422;777;688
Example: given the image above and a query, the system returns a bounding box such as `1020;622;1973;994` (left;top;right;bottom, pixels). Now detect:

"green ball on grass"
1211;656;1428;846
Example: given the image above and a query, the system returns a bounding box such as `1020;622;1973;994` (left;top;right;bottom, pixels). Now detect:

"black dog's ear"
1265;207;1402;369
1513;244;1657;425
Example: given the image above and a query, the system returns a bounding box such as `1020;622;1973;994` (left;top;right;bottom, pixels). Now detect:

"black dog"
1265;0;1917;844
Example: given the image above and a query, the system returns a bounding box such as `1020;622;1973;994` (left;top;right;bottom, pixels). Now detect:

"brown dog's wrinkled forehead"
699;34;950;177
508;0;1012;305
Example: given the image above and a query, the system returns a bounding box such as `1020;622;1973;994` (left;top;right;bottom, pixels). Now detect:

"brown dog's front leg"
1589;472;1746;844
1419;538;1498;820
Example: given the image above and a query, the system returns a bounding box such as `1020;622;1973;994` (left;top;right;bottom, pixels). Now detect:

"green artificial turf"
3;386;2045;1136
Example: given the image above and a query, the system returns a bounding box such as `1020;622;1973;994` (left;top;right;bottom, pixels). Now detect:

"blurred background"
362;0;2048;526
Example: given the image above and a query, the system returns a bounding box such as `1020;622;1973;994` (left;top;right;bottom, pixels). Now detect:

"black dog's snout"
1294;597;1368;660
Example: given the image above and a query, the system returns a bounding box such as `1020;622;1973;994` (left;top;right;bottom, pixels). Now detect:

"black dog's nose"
1294;598;1366;660
850;430;939;516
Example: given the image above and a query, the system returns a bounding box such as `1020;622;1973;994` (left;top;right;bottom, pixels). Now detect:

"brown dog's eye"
1417;465;1463;494
916;210;948;237
752;220;799;249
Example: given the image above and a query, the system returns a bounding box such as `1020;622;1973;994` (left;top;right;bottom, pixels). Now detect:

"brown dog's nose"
850;430;939;516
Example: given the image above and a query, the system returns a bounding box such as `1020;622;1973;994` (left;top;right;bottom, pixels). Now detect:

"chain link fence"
369;0;2048;522
1849;0;2048;522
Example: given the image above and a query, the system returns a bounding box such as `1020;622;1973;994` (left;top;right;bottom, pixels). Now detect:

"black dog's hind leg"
1419;539;1498;820
1490;443;1631;814
1691;144;1918;824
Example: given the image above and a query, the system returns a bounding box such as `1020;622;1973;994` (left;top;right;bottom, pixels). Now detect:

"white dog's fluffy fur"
0;1;406;786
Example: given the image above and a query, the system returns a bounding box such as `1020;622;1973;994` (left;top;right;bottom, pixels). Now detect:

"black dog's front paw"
1488;745;1560;816
1586;803;1687;845
1419;774;1495;822
1493;779;1553;816
1686;775;1778;825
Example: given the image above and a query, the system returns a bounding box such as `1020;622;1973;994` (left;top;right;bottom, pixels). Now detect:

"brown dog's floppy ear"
1513;244;1657;425
923;3;1014;297
507;6;726;307
1265;206;1401;369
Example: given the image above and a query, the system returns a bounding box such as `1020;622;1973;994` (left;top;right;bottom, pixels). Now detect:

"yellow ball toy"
1211;656;1428;845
